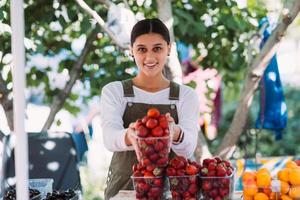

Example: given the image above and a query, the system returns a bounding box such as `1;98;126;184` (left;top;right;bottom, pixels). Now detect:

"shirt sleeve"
99;83;134;152
171;87;200;158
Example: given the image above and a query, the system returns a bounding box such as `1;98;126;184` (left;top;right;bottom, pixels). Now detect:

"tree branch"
216;0;300;159
42;29;98;131
0;74;14;131
76;0;129;50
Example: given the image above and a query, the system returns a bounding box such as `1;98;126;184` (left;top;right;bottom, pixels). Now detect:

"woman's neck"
132;75;170;92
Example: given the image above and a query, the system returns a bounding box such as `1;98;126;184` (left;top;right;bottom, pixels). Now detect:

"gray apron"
104;79;179;200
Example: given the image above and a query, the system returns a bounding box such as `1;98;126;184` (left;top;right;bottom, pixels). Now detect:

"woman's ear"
168;44;172;56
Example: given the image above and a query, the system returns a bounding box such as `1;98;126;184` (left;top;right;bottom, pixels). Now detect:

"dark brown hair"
130;18;170;46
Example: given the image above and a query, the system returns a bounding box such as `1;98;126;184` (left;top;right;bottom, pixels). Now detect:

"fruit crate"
29;178;53;198
242;180;300;200
168;174;200;199
199;171;235;200
131;175;165;199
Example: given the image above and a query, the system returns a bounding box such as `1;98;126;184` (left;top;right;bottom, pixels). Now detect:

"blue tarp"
255;18;287;139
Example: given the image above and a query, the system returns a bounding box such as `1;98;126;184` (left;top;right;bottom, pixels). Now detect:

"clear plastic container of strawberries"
134;108;172;168
199;157;235;200
167;156;201;200
131;108;172;200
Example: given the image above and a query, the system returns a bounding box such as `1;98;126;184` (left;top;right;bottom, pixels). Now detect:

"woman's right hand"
125;123;142;161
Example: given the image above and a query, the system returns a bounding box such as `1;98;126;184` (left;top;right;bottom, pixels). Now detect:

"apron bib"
104;79;179;200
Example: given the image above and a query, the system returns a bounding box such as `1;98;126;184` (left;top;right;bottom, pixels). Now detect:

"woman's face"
131;33;171;78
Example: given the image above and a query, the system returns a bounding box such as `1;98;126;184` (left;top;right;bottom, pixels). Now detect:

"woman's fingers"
165;112;175;123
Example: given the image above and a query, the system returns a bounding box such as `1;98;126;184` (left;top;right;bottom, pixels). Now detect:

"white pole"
10;0;29;200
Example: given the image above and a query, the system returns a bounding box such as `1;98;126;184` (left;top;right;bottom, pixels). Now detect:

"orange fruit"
244;194;254;200
256;172;271;188
258;168;270;175
280;181;290;194
288;186;300;198
277;168;290;182
243;181;258;197
285;160;298;169
289;168;300;185
243;171;257;183
254;192;269;200
281;194;293;200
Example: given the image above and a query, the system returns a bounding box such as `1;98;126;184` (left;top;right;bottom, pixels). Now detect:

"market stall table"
110;190;243;200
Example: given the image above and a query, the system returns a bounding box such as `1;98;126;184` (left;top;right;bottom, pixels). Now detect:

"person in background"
99;18;200;200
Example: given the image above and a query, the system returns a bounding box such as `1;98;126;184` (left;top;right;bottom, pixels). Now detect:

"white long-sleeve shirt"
99;81;200;158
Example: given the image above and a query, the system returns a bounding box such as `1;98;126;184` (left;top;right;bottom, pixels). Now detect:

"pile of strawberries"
135;108;171;167
167;156;201;200
200;157;235;200
131;108;171;200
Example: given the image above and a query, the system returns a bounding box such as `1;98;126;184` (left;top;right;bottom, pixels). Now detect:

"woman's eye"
153;47;162;52
137;48;146;53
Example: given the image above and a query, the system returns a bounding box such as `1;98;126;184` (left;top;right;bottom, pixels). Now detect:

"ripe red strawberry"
141;116;150;124
144;146;155;156
145;118;158;129
209;188;218;198
216;165;227;177
185;164;199;175
151;126;163;137
214;157;222;163
170;156;186;169
147;108;160;118
137;182;150;193
163;128;170;136
137;125;148;137
219;187;229;197
154;141;164;151
149;153;159;162
134;119;143;129
176;169;185;176
208;162;217;171
202;180;212;191
143;171;154;177
159;119;168;129
148;187;161;197
207;170;216;176
145;138;156;145
141;158;151;166
146;164;155;172
153;178;163;187
166;167;176;176
156;157;168;167
188;184;198;194
222;160;232;168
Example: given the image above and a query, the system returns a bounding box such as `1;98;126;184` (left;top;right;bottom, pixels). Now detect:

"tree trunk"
157;0;183;84
42;29;98;131
216;0;300;159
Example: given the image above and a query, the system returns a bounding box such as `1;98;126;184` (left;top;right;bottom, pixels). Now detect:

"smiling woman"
99;18;200;200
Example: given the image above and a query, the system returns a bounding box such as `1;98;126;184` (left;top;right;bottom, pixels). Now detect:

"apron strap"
121;79;134;97
169;81;180;100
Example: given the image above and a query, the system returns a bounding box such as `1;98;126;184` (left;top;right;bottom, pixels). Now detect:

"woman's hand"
165;113;182;143
125;122;142;160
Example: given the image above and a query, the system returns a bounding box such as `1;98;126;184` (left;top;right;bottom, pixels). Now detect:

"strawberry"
156;157;168;167
148;187;161;197
144;146;155;156
159;119;168;129
188;184;198;194
137;125;148;137
202;180;212;191
170;157;186;169
219;187;229;197
137;182;150;193
214;157;222;163
146;164;155;172
134;119;143;129
151;126;163;137
216;165;227;177
176;169;185;176
153;178;163;187
141;116;150;124
208;162;217;171
185;164;199;175
166;167;176;176
147;108;160;118
154;140;164;151
207;170;216;176
145;118;158;129
149;153;159;162
141;158;151;166
222;160;232;168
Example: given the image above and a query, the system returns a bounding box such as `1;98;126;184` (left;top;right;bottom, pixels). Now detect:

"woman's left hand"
165;113;182;143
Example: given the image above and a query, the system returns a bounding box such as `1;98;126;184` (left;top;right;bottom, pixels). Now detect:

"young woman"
99;18;200;199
